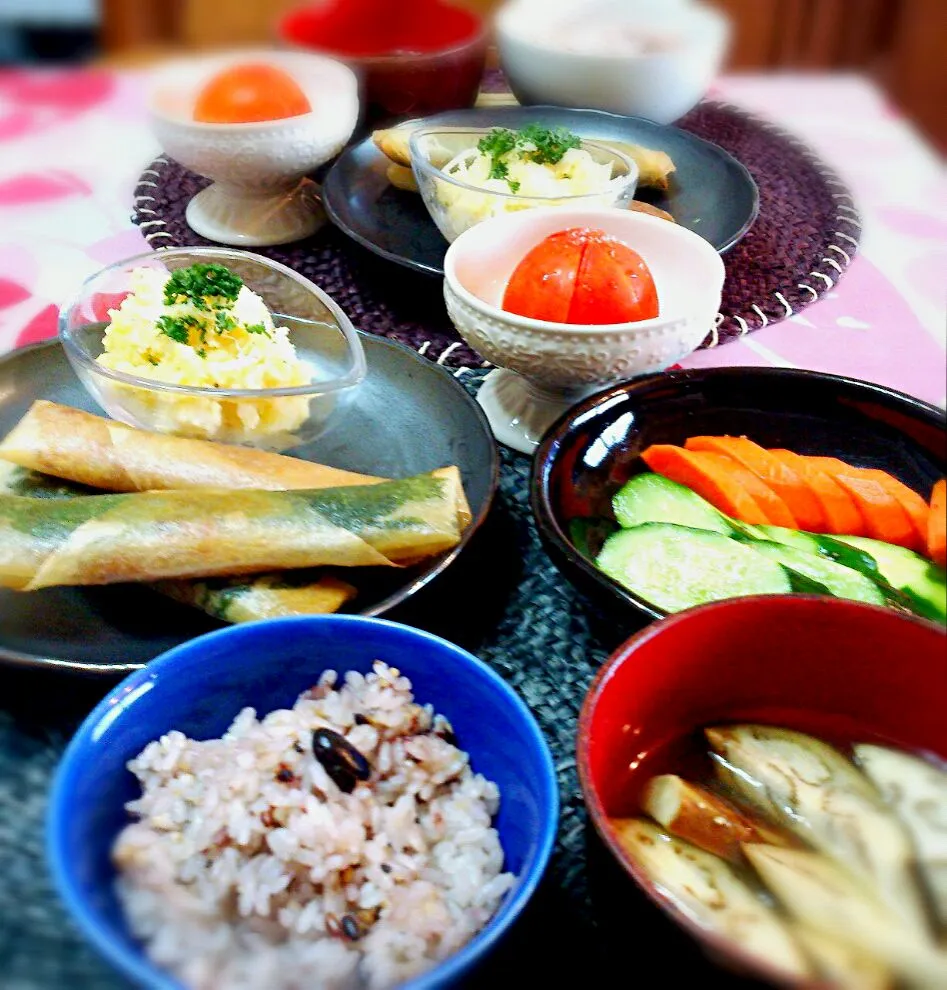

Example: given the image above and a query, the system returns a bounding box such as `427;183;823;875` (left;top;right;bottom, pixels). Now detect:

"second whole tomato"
502;227;660;325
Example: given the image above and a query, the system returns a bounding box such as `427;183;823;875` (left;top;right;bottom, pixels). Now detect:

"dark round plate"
0;335;498;674
322;105;759;276
531;368;946;623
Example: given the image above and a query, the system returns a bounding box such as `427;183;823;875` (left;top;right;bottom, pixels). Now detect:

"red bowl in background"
577;595;947;985
278;0;488;121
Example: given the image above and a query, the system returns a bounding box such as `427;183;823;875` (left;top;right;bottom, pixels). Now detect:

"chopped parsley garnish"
163;263;243;309
214;310;237;333
156;315;192;345
152;263;268;359
475;125;582;192
145;353;160;366
488;157;511;183
517;124;582;164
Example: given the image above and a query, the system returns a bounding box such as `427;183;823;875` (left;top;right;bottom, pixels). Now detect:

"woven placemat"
133;100;860;366
0;370;679;990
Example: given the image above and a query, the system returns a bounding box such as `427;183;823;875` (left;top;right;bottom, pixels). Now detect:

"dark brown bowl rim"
530;366;947;624
574;594;947;988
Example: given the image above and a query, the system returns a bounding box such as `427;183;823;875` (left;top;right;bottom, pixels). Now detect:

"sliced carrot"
808;456;917;550
855;468;930;550
769;450;865;536
640;445;780;526
929;479;946;567
685;436;825;531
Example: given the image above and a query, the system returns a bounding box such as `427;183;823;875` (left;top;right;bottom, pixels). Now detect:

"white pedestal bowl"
150;51;359;247
443;207;726;453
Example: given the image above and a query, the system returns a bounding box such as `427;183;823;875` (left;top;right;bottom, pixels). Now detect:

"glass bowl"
409;127;639;243
59;247;366;452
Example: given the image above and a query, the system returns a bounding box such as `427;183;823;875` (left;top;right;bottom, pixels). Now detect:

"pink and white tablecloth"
0;67;944;405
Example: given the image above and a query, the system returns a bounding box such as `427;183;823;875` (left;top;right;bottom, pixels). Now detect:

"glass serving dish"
59;247;366;452
409;127;639;243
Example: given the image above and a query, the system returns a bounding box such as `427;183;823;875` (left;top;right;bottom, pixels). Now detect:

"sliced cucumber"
748;542;886;606
834;535;947;623
612;473;732;534
749;524;881;577
596;523;791;614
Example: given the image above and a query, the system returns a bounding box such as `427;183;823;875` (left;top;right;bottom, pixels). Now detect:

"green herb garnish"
489;158;511;183
156;315;193;345
163;263;243;309
477;127;518;173
214;310;237;334
245;323;270;337
517;123;581;164
475;125;582;192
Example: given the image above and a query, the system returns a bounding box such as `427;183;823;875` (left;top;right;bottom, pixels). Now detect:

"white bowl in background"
443;207;725;452
149;50;359;246
497;0;730;125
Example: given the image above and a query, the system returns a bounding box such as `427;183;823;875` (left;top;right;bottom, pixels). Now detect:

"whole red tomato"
194;64;311;124
502;227;659;325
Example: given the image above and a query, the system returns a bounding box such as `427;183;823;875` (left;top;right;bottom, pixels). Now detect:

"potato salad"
435;125;627;238
97;263;311;445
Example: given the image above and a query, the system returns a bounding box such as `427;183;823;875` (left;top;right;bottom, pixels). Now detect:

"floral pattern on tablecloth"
0;68;943;405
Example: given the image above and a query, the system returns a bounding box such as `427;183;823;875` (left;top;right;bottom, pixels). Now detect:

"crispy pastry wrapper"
0;472;462;591
0;401;472;529
0;461;356;617
156;573;357;622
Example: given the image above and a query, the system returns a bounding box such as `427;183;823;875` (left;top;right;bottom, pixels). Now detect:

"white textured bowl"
497;0;729;125
443;207;725;452
150;51;359;246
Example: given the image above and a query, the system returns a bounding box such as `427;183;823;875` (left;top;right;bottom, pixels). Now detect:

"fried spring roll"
156;573;357;622
0;400;380;492
599;141;676;191
0;472;462;591
0;461;357;618
0;401;472;529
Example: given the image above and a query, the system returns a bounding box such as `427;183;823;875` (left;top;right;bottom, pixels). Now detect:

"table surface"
0;67;945;990
0;69;944;403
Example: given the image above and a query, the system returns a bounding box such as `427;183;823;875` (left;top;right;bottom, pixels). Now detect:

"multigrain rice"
112;662;515;990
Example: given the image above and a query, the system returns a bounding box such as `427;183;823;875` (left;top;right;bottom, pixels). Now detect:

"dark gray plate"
323;105;759;276
0;336;498;674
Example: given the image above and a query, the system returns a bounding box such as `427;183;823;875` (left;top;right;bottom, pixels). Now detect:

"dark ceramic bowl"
577;595;947;985
531;367;946;624
278;3;487;122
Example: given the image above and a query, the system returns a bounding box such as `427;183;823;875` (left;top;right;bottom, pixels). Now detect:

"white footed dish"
443;207;725;453
150;51;359;246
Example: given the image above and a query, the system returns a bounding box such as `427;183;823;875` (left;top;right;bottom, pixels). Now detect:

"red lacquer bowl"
577;595;947;985
278;1;487;121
